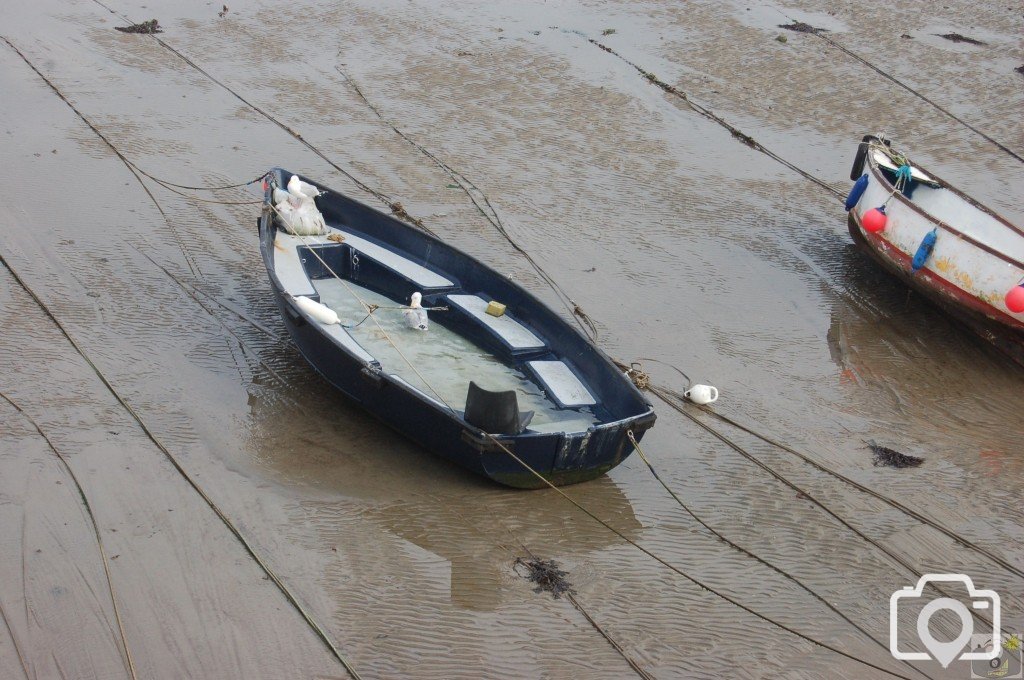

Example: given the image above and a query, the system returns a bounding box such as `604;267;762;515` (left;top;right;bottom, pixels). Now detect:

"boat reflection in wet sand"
845;136;1024;365
258;168;655;488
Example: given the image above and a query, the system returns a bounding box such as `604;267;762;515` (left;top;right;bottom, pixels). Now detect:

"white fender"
293;295;340;325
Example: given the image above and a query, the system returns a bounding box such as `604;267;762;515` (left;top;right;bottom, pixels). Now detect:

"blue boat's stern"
478;410;656;489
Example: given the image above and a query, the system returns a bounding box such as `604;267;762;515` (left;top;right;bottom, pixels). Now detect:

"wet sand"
1;0;1022;678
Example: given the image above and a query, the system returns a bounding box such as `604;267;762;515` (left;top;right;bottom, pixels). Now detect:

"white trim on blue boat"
274;228;454;295
339;231;454;289
447;295;546;350
527;360;597;408
273;233;318;297
527;418;594;435
320;324;375;364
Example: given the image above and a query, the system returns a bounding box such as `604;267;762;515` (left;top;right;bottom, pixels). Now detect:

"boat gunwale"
865;148;1024;270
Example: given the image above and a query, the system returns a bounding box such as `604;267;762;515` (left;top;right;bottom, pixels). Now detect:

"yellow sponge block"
485;300;506;317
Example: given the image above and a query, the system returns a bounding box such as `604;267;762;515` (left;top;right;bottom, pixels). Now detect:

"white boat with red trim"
845;136;1024;364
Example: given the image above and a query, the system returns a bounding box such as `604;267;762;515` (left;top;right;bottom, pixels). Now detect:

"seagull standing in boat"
403;292;429;331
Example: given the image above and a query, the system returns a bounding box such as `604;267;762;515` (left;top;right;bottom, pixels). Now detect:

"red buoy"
1006;285;1024;313
862;206;887;233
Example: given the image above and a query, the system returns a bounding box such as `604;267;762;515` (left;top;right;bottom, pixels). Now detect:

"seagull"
403;292;429;331
288;174;323;200
273;187;300;208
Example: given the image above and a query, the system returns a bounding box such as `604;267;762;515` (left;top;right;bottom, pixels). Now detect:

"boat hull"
847;213;1024;366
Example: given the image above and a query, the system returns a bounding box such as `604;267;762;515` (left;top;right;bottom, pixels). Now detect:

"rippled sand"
1;0;1021;678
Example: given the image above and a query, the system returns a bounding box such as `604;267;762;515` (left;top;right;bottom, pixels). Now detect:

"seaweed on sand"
114;19;163;34
778;22;828;35
514;557;576;599
868;440;924;468
935;33;987;46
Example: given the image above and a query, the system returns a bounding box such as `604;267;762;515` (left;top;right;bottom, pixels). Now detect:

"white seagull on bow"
288;174;323;199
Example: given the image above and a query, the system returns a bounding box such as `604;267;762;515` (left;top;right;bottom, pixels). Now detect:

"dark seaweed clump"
778;22;828;35
934;33;986;46
514;558;576;599
115;19;162;34
869;441;924;468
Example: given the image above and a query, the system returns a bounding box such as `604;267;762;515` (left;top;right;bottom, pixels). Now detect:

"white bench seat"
273;233;318;297
527;360;596;408
447;295;545;351
340;231;453;289
274;227;453;297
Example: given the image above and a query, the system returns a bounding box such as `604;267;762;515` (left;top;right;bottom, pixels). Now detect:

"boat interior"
873;150;1024;260
272;223;605;435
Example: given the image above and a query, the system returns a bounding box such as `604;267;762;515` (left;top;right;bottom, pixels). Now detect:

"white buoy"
683;384;719;405
293;295;340;325
403;292;429;331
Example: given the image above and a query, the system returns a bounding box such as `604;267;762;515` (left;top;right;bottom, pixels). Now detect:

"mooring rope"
0;254;363;680
86;0;432;237
445;499;656;680
137;173;269;192
699;404;1024;580
642;379;997;631
476;434;914;678
1;37;204;280
336;66;601;343
578;34;847;203
131;246;295;393
0;392;140;680
506;530;657;680
141;178;262;205
772;12;1024;165
626;430;934;680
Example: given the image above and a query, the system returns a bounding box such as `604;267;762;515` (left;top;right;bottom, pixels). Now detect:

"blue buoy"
845;174;869;211
912;228;938;272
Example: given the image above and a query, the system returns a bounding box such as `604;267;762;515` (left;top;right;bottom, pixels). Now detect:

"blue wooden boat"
258;168;655;488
